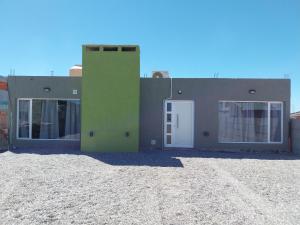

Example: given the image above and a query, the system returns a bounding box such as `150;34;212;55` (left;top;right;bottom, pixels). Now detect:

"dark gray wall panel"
140;78;290;152
292;120;300;154
8;76;81;149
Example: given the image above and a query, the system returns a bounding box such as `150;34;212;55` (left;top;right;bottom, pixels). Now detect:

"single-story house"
291;111;300;120
6;45;291;153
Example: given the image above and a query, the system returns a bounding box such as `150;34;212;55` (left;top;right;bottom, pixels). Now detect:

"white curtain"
270;103;282;142
229;102;242;141
219;102;245;142
243;103;255;142
219;102;268;142
39;100;59;139
64;100;80;139
256;103;268;142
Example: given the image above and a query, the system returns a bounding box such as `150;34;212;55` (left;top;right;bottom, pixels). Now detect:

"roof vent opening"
103;47;118;51
86;46;100;52
121;47;136;52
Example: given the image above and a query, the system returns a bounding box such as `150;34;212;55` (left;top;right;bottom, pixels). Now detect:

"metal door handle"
176;114;179;128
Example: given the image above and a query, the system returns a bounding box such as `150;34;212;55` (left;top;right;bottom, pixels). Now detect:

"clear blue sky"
0;0;299;112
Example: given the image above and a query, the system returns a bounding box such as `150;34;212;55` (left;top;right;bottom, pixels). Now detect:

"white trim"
16;98;80;141
220;141;283;144
219;100;283;104
218;101;284;144
18;138;80;141
18;98;80;101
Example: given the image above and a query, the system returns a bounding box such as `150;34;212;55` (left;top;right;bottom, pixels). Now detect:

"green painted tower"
81;45;140;152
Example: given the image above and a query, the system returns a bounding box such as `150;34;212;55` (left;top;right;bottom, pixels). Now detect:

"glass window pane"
167;113;172;122
32;100;59;139
59;100;80;140
58;100;67;138
167;135;171;144
167;124;171;133
270;103;282;142
18;100;30;138
219;102;268;142
31;100;80;140
167;103;172;112
32;100;42;139
249;102;268;142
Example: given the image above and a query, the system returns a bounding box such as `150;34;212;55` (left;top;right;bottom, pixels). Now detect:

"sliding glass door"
218;101;283;143
17;99;80;140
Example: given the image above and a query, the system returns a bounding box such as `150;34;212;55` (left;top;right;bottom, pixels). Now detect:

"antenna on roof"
9;68;15;76
50;70;54;76
213;72;219;78
283;73;290;79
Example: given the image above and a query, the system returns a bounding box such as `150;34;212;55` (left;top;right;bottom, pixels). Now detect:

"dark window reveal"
103;47;118;51
121;47;136;52
86;46;100;52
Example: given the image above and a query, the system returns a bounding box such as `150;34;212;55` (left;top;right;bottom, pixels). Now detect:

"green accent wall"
81;45;140;152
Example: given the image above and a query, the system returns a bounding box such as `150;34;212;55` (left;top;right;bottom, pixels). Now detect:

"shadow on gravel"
6;147;300;167
7;147;184;167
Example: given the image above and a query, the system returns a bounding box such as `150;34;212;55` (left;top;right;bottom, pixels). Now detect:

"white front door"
164;100;194;148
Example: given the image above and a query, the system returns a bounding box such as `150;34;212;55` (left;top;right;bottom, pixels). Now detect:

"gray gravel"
0;149;299;225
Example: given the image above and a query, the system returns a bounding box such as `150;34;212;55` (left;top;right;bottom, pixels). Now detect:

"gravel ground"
0;149;299;225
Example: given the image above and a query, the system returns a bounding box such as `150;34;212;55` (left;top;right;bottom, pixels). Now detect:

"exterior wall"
8;75;291;153
0;76;8;149
8;76;81;149
81;45;140;152
140;78;290;152
291;119;300;154
291;113;300;120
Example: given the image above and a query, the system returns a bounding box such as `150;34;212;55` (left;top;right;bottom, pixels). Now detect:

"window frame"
17;98;80;141
218;101;284;144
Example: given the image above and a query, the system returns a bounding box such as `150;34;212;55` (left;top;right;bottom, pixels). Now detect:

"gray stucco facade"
140;78;290;152
7;76;291;152
8;76;81;149
291;119;300;154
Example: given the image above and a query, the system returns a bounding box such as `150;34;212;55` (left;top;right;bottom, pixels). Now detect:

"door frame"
163;100;195;148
